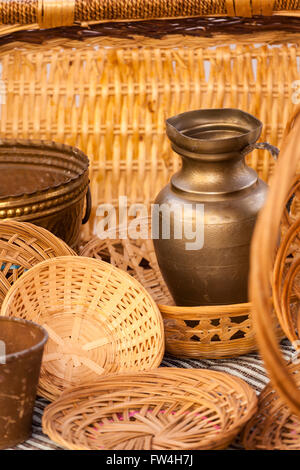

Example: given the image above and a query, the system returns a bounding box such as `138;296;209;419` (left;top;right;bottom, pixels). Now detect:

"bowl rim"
0;316;48;363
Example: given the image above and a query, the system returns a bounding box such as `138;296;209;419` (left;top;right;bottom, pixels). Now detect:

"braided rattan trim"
42;368;257;450
0;1;300;27
0;256;164;401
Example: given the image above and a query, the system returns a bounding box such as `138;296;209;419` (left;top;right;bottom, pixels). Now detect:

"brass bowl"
0;140;90;247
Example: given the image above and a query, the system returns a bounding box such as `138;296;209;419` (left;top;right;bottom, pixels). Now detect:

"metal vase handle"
242;141;280;160
243;142;298;214
82;186;92;225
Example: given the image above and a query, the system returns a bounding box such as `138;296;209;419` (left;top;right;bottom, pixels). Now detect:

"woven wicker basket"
0;220;75;305
243;364;300;450
250;106;300;417
0;1;300;240
81;224;284;358
0;256;164;401
42;368;257;450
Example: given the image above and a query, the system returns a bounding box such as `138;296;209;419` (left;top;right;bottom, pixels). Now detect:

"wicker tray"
0;256;164;401
42;368;257;450
0;220;75;306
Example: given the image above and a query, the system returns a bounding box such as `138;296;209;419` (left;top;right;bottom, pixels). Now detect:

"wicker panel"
243;365;300;450
0;41;298;237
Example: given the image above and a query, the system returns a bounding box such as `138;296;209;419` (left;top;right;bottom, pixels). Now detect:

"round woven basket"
243;364;300;450
0;256;164;401
42;368;257;450
81;227;283;359
0;220;75;306
250;106;300;417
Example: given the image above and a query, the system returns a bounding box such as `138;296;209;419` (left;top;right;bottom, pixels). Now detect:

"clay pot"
0;317;48;449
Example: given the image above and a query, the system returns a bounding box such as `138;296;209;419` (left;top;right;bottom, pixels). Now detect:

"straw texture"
243;364;300;450
0;220;75;305
0;256;164;401
81;228;284;359
250;105;300;417
42;368;257;450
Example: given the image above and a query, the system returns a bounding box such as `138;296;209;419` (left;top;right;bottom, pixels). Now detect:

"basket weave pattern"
1;256;164;401
0;1;300;25
243;364;300;450
0;220;75;305
42;368;257;450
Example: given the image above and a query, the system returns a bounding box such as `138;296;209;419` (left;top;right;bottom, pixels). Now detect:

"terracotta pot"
153;108;277;306
0;317;48;449
0;140;91;248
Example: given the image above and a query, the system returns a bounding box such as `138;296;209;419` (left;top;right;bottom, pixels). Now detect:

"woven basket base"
42;368;257;451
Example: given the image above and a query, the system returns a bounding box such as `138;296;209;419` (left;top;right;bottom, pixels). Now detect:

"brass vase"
153;108;277;306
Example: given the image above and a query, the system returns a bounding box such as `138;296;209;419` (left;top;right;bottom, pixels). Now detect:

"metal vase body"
153;109;268;306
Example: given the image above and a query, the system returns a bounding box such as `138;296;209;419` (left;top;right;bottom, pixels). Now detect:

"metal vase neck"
166;108;262;195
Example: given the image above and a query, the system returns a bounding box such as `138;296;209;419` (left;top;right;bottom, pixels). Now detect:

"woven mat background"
9;339;295;451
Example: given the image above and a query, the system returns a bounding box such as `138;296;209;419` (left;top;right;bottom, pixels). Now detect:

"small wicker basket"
1;256;164;401
0;220;75;305
42;368;257;450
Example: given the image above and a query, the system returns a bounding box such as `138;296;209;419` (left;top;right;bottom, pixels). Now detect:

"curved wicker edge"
243;364;300;450
250;105;300;416
0;220;76;303
0;0;294;28
42;368;257;451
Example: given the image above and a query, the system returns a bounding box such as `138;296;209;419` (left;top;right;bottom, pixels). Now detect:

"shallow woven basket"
0;256;164;401
81;224;284;359
0;220;75;305
42;368;257;451
243;364;300;450
250;106;300;417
